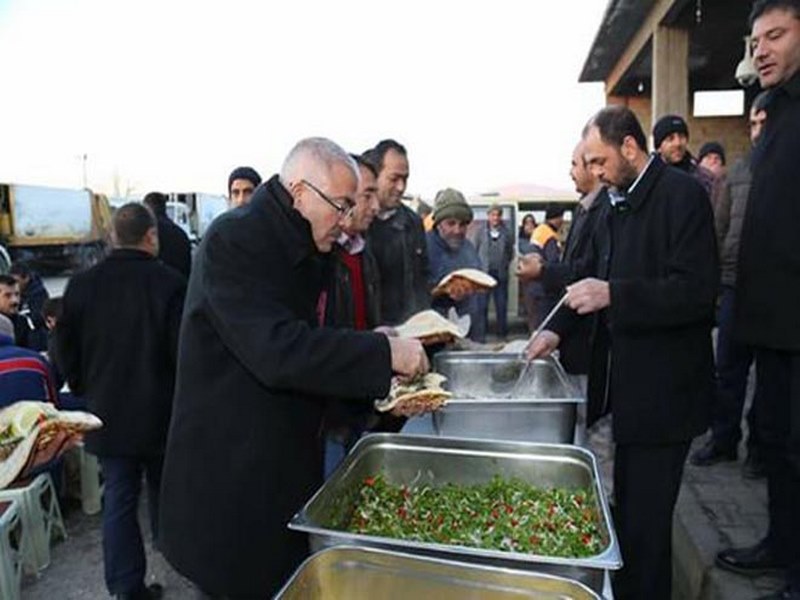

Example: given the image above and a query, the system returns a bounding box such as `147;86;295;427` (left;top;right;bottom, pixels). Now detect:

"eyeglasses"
301;179;355;218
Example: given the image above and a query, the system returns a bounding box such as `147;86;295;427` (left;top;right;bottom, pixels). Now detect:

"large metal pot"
289;434;621;593
433;352;583;443
276;546;603;599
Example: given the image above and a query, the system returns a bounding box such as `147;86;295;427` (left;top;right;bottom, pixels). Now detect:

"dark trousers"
485;271;509;337
100;454;164;595
711;286;758;450
754;349;800;588
612;441;691;600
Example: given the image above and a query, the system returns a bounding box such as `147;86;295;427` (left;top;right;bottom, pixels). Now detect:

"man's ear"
621;136;638;162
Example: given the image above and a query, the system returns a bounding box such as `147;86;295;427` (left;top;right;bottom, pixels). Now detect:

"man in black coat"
143;192;192;278
9;262;50;351
517;140;609;377
57;203;187;600
529;106;718;600
158;138;429;599
364;139;431;325
716;3;800;598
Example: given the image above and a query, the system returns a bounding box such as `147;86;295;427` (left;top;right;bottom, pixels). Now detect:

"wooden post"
652;25;689;122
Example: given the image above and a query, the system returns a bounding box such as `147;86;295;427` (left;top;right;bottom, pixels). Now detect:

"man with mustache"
716;2;800;598
528;105;718;600
425;188;484;341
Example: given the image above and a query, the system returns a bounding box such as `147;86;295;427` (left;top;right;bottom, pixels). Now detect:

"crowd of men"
0;1;797;599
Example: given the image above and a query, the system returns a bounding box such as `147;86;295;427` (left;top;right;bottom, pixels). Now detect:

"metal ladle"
502;292;569;397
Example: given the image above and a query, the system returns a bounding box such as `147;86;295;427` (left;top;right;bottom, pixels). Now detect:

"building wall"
607;95;751;167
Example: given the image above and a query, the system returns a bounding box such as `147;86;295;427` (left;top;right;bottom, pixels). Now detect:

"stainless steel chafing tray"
432;352;583;443
289;434;620;593
276;546;603;599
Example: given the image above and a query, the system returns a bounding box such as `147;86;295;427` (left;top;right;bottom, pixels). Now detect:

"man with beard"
652;114;716;196
7;263;49;351
528;106;718;600
364;139;430;325
716;2;800;597
425;188;483;341
518;140;609;378
227;166;262;209
159;138;429;599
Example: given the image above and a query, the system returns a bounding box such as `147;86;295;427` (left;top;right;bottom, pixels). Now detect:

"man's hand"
565;278;610;315
525;330;560;360
388;337;430;378
516;253;543;281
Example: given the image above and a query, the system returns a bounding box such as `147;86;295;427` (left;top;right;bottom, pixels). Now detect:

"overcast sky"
0;0;607;199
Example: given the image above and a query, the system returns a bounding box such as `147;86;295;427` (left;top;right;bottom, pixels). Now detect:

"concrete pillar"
652;25;689;123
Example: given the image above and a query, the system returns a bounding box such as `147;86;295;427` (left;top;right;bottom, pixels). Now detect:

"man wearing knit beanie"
652;115;715;196
227;166;262;209
432;188;474;228
426;188;484;340
698;141;726;178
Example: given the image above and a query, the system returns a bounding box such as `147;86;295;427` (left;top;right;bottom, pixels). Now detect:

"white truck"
167;192;228;243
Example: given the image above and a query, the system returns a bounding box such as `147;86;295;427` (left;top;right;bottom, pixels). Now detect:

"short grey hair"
279;137;359;188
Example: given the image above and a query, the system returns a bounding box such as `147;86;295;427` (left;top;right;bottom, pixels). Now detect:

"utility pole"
81;153;88;189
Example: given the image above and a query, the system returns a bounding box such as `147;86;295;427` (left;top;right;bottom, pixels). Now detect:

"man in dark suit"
529;106;718;600
716;2;800;598
142;192;192;278
158;138;429;599
57;203;187;600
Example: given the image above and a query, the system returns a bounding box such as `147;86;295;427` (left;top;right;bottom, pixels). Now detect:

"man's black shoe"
690;439;737;466
116;583;164;600
743;452;767;479
716;539;787;576
755;586;800;600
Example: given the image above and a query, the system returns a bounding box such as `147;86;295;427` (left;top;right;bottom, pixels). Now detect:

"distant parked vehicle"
0;183;112;273
167;192;227;242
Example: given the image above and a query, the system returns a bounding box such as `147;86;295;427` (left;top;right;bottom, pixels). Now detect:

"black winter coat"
156;213;192;279
56;249;186;456
736;71;800;351
541;187;608;375
367;204;430;325
159;175;392;597
553;156;718;444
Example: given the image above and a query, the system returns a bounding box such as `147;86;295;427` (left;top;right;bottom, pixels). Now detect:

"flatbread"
0;402;102;489
395;310;468;345
432;268;497;297
375;373;452;415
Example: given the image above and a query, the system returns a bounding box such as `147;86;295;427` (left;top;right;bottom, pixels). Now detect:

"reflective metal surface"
276;546;603;599
289;434;620;593
433;353;583;443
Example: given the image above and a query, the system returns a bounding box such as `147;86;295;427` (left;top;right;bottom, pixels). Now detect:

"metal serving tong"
507;292;569;397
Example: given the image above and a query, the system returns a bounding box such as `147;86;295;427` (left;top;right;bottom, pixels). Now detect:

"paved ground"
21;501;197;599
673;437;784;600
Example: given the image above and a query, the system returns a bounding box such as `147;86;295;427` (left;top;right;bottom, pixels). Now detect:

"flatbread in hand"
432;268;497;298
375;373;451;416
395;310;468;345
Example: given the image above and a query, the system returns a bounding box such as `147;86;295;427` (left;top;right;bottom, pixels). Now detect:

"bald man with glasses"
159;137;430;599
